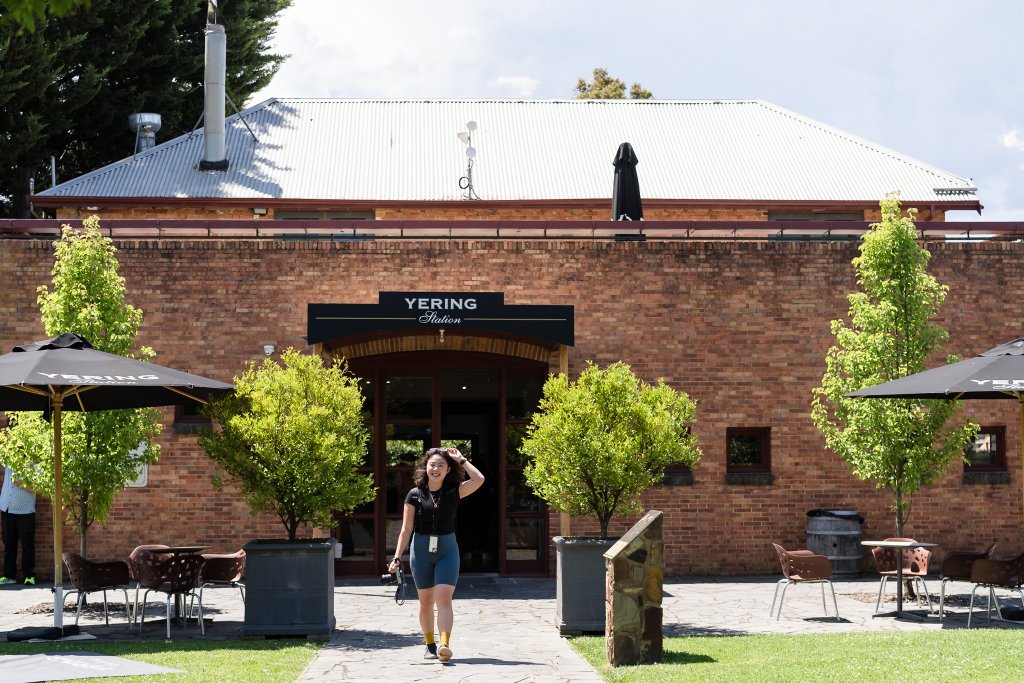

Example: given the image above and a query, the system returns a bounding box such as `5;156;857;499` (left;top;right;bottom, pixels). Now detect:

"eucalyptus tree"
575;67;653;100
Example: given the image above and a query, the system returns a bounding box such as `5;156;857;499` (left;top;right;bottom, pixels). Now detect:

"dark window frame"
964;425;1007;472
726;426;771;473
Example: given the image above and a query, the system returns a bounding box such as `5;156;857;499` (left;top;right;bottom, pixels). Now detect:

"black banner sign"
308;292;573;346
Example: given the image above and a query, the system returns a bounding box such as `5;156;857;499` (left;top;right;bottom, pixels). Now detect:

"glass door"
335;352;548;577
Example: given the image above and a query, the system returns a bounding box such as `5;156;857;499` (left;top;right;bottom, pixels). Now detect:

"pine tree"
0;0;292;217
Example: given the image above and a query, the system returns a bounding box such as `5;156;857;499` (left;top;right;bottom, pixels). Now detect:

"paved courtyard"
0;574;1021;681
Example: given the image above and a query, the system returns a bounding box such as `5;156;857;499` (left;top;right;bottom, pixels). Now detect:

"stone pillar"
603;510;663;666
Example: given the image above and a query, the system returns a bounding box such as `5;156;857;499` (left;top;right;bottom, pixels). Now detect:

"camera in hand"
381;566;403;586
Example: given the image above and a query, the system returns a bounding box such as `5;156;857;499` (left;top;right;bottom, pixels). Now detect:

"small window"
174;402;210;424
767;212;862;221
964;427;1006;472
727;427;771;473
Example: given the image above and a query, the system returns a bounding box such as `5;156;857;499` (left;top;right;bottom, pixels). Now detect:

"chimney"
199;1;229;171
128;113;162;154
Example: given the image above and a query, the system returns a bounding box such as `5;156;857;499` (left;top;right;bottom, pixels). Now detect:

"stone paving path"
1;574;1021;681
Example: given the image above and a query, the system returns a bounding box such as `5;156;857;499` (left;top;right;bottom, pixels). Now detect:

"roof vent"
128;113;162;154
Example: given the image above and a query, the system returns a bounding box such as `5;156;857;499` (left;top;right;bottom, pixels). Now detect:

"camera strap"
395;571;406;605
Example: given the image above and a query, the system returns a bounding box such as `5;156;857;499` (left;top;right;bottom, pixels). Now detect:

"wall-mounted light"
252;207;268;217
263;344;275;356
438;328;446;344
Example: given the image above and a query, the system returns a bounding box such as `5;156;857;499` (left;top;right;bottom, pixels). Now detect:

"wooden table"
861;540;936;621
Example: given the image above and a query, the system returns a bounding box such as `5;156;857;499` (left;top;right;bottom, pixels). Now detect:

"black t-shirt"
405;485;460;535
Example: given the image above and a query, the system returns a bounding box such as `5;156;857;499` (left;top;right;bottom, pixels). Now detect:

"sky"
247;0;1024;222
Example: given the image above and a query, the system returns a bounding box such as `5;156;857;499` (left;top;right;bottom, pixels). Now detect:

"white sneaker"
437;643;452;662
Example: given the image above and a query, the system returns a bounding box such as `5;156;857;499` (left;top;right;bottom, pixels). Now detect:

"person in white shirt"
0;465;36;585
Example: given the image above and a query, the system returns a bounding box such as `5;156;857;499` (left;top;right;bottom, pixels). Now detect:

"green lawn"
571;630;1024;683
0;639;321;683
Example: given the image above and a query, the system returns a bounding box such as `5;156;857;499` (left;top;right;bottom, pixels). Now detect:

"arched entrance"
325;335;556;577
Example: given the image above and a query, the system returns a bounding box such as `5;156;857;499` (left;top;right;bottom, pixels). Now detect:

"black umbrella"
0;332;233;629
611;142;643;221
845;338;1024;519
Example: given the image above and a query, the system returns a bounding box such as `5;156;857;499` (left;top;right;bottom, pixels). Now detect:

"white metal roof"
38;98;978;204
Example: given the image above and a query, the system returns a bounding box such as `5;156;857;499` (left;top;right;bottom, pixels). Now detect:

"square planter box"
241;538;336;637
554;536;616;635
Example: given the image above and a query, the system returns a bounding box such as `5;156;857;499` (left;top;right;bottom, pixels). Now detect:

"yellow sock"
440;631;450;646
424;632;435;645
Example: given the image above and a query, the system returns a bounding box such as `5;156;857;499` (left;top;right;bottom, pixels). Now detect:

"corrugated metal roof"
38;99;978;204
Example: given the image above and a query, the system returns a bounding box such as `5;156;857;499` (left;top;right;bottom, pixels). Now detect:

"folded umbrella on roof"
0;332;233;630
611;142;643;221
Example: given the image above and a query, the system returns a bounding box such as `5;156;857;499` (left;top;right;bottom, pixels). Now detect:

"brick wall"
0;236;1019;577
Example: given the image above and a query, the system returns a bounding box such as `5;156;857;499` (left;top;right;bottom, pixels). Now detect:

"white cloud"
1001;129;1024;152
487;76;540;98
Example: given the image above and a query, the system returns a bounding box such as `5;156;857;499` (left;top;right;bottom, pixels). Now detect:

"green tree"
200;349;375;541
575;67;653;100
521;361;700;539
811;194;978;536
0;0;291;217
0;216;163;555
0;0;87;32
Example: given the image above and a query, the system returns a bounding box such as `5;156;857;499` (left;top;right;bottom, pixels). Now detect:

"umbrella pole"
52;401;63;629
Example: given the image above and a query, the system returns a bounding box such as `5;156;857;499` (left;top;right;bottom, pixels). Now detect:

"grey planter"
554;536;616;635
241;538;336;637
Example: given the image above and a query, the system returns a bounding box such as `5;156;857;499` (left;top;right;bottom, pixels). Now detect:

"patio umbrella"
0;332;233;630
845;337;1024;520
611;142;643;221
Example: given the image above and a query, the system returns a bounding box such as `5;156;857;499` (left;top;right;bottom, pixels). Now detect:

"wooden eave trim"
29;195;983;213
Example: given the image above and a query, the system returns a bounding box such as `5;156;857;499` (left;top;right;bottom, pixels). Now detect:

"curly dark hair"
413;447;464;489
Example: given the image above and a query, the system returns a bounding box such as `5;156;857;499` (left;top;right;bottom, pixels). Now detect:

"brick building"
2;95;1020;579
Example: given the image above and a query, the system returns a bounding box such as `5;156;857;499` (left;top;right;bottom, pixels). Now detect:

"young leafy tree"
521;361;700;539
811;194;978;536
0;216;162;555
200;349;375;541
575;67;653;100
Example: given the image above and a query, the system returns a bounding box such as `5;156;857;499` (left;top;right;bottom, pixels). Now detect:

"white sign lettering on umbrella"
0;333;233;631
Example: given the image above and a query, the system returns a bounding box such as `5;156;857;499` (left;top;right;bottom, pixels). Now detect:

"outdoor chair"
136;554;206;638
770;543;840;621
61;552;132;629
967;550;1024;628
189;549;245;619
871;537;934;615
939;542;997;618
128;544;171;624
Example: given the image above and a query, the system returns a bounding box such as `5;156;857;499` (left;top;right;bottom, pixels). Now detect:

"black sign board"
308;292;573;347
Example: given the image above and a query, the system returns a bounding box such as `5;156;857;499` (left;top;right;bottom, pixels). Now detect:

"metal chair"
939;542;997;618
871;538;934;614
770;543;840;621
968;550;1024;628
62;552;132;629
136;554;206;638
190;549;245;619
128;544;171;623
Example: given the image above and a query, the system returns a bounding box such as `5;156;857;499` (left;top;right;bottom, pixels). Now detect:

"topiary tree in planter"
522;360;701;539
520;360;701;634
199;348;375;636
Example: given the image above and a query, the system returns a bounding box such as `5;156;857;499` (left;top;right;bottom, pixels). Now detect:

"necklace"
428;487;442;533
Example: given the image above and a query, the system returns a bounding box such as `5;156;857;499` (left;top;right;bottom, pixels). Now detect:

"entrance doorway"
334;351;548;577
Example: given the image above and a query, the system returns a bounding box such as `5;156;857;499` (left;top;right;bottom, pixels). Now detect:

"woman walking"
390;447;485;662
